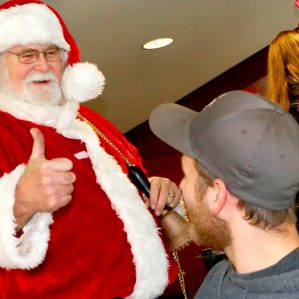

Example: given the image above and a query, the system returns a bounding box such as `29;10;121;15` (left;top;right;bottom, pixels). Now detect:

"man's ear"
208;178;229;215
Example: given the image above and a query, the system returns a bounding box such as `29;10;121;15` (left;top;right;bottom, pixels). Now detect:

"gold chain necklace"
77;112;131;165
77;112;188;299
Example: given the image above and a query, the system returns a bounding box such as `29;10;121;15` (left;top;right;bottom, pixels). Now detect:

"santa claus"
0;1;180;298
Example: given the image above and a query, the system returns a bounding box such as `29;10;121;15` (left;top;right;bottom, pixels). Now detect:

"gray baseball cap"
149;90;299;210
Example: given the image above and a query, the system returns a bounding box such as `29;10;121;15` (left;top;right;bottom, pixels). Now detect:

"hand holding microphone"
127;163;191;251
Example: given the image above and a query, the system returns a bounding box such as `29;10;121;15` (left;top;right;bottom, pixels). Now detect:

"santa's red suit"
0;98;178;299
0;1;178;297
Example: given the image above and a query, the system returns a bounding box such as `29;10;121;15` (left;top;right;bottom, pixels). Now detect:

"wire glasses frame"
6;47;65;64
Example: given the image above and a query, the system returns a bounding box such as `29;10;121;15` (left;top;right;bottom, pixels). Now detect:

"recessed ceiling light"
142;37;174;50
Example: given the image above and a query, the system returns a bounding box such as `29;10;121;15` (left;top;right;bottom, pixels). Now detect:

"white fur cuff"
0;164;53;269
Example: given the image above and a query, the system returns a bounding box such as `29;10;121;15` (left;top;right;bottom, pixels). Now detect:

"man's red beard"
188;199;232;252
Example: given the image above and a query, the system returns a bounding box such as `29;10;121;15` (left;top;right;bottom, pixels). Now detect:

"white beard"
0;60;65;106
22;72;65;106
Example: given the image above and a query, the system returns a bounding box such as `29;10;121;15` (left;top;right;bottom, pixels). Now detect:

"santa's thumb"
30;127;45;159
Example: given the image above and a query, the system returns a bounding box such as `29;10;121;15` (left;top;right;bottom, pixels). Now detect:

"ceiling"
44;0;298;133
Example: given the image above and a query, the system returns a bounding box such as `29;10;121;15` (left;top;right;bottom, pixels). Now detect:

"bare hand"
14;128;76;229
146;177;181;216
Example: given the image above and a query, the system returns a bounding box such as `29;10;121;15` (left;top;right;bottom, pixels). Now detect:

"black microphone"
126;163;150;197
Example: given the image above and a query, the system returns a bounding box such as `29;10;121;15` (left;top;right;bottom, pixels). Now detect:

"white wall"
49;0;299;132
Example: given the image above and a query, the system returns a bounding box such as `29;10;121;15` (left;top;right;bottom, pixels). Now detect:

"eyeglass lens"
18;48;63;63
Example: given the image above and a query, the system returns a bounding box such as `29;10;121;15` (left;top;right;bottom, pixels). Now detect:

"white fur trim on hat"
0;3;70;52
61;62;105;102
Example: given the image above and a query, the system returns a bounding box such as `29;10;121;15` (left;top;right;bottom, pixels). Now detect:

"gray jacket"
194;247;299;299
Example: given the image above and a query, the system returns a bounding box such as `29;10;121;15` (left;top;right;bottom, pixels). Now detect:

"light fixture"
142;37;174;50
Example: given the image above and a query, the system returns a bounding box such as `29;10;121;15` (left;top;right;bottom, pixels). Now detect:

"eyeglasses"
6;47;65;64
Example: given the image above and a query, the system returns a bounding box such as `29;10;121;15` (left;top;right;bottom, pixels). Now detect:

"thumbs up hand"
14;128;76;229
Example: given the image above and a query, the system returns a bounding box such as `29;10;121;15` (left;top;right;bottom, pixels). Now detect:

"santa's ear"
208;178;228;215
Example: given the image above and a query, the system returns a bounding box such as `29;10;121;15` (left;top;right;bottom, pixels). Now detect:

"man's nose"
33;53;50;71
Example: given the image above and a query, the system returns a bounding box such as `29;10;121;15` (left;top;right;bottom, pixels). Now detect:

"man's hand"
146;177;181;216
14;128;76;229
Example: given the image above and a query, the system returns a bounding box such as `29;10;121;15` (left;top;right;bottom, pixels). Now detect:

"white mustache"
25;72;58;84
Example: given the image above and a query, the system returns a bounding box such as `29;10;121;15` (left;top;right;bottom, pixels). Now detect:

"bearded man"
0;1;181;298
149;90;299;298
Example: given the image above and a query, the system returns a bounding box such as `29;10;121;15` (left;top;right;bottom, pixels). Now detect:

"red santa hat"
0;0;105;102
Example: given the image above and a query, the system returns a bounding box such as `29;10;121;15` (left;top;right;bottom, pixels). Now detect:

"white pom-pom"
61;62;105;102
